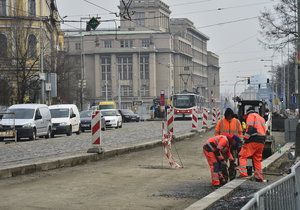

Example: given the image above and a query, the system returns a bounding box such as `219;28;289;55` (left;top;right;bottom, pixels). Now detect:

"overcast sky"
57;0;282;96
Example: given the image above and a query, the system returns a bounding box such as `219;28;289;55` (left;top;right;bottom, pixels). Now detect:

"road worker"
215;108;243;165
238;107;266;182
203;135;234;186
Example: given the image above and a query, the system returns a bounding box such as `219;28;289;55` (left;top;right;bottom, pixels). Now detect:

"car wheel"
45;127;51;139
75;125;81;135
29;129;36;140
51;132;55;138
0;137;4;141
119;121;122;128
67;125;72;136
81;128;85;133
101;124;106;131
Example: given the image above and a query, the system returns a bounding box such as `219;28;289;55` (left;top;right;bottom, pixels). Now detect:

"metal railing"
242;161;300;210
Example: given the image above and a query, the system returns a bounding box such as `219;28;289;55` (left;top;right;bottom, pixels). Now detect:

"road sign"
87;17;100;30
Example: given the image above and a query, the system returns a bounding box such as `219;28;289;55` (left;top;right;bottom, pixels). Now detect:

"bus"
172;93;205;120
98;101;117;110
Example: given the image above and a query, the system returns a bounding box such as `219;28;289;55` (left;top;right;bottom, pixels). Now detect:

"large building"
64;0;220;109
0;0;63;105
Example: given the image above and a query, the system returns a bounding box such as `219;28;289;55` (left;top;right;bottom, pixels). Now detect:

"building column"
149;53;156;97
111;54;117;99
132;53;139;97
94;54;101;99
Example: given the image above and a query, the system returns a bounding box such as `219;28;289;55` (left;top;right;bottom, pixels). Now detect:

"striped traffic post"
217;108;221;120
87;110;104;153
192;108;198;130
167;108;174;134
212;108;217;124
202;108;208;128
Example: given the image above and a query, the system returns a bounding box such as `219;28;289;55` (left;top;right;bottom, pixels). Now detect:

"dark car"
119;109;140;122
80;110;106;132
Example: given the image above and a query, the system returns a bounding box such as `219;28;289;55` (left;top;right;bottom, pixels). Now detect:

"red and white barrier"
202;108;208;128
212;108;217;124
167;108;174;134
216;108;221;120
192;108;198;129
87;110;103;153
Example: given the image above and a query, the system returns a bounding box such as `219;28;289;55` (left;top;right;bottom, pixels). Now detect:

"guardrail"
241;160;300;210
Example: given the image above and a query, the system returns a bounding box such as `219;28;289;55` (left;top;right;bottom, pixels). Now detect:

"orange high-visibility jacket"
204;135;234;161
215;117;243;137
244;113;266;143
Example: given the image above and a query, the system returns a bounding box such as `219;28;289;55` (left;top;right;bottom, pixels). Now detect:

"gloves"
232;135;241;142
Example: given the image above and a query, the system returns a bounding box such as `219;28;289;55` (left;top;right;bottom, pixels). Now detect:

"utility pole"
296;0;300;157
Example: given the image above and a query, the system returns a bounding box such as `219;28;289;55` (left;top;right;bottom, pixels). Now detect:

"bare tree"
259;0;297;50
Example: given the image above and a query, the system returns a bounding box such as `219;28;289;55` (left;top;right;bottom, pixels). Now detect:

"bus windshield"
173;95;196;108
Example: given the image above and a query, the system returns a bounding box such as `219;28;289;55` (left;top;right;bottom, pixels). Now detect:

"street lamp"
132;46;147;100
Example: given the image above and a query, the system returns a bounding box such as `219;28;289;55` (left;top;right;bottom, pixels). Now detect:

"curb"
0;126;213;179
184;142;295;210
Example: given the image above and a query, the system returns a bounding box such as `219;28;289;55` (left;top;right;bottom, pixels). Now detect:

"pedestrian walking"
238;107;267;182
202;135;234;186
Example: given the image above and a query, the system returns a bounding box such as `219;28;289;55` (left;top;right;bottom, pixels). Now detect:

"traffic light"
267;78;270;83
247;77;250;84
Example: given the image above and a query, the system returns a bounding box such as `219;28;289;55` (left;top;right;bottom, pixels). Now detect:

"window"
141;39;150;47
120;40;133;48
121;85;133;97
135;12;145;26
0;34;7;57
102;84;112;98
140;85;150;97
0;0;6;16
101;57;111;81
140;54;149;80
75;43;81;50
28;0;36;16
28;34;37;58
104;40;112;48
117;56;133;80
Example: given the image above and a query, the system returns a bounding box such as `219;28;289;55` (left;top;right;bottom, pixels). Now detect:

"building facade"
0;0;63;105
64;0;220;110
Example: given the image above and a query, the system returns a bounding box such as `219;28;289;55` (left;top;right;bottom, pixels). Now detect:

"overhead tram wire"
170;0;213;7
197;16;258;29
81;0;116;14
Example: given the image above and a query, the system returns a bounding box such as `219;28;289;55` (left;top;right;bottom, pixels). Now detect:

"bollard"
167;108;174;134
217;108;221;120
202;108;208;128
87;110;104;154
192;108;198;130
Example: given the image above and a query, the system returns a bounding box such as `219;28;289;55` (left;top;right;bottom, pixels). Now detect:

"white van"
49;104;81;137
0;104;52;140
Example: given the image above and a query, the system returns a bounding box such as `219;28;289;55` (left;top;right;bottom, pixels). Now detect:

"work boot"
255;178;268;183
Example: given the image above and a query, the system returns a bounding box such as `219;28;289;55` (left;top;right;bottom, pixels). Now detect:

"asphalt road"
0;120;209;167
0;130;215;210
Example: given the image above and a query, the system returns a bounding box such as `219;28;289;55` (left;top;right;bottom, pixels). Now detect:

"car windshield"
99;104;115;110
122;109;134;115
50;108;69;118
102;110;117;116
80;110;92;118
2;108;35;119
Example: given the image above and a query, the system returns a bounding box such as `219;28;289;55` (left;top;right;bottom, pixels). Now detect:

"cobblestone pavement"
0;120;209;167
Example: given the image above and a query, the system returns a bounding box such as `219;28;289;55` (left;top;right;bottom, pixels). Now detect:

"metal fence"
241;160;300;210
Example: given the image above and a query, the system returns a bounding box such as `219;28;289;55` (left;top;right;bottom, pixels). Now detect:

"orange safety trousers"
203;150;224;186
239;142;264;181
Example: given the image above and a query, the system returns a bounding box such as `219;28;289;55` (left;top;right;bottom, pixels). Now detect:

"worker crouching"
203;135;234;186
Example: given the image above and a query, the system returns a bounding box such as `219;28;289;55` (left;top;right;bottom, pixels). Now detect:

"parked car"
119;109;140;122
0;104;52;140
49;104;81;137
101;109;122;129
80;110;106;132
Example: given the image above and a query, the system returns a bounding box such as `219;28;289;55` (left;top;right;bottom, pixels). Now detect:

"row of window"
101;55;150;80
75;39;151;50
0;33;37;58
101;84;150;98
0;0;36;16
